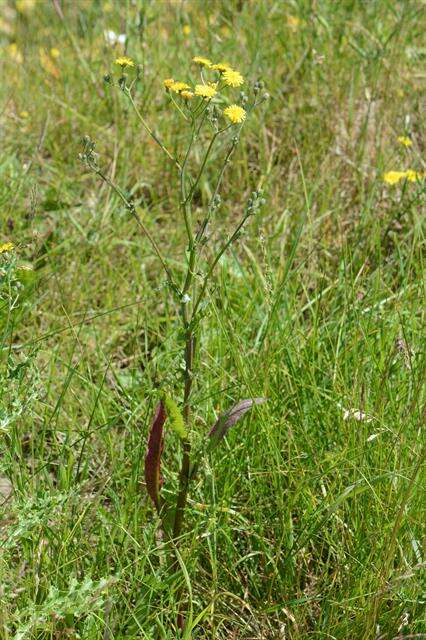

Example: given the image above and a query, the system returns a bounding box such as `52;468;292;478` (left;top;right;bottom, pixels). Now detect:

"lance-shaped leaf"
144;400;166;513
208;397;267;450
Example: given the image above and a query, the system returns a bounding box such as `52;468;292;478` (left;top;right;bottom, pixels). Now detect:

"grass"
0;0;425;638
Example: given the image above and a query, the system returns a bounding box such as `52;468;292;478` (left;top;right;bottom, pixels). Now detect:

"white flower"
342;408;373;423
104;30;127;46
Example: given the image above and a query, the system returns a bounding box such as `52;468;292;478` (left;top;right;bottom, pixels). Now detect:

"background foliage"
0;0;424;638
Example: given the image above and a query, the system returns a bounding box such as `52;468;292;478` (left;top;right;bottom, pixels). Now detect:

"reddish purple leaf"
144;400;166;513
208;398;267;447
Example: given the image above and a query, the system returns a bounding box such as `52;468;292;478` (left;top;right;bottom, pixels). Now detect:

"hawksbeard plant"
81;53;268;583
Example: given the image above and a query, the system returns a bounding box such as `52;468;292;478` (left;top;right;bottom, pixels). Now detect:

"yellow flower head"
223;104;246;124
163;77;175;89
115;56;134;68
383;171;406;185
383;170;423;185
287;15;301;29
405;170;422;182
170;81;191;93
7;43;23;64
16;0;36;13
193;56;212;68
182;25;191;36
50;47;60;59
0;242;14;254
180;90;194;100
397;136;412;147
194;83;217;99
39;48;60;78
222;68;244;87
211;62;232;73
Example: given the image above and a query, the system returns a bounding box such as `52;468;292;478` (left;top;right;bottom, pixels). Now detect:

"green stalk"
125;89;181;170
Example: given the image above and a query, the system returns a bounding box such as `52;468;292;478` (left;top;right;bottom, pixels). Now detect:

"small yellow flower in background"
180;90;194;100
405;170;422;182
16;0;36;13
194;83;217;99
170;81;191;93
222;69;244;87
20;110;29;118
223;104;246;124
383;171;406;185
383;170;423;185
397;136;412;147
163;78;175;89
39;48;60;78
193;56;212;68
182;25;191;36
0;242;14;254
115;56;134;68
50;47;60;59
211;62;232;73
7;43;23;64
287;15;301;30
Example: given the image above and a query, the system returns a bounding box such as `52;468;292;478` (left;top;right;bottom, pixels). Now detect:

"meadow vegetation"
0;1;425;638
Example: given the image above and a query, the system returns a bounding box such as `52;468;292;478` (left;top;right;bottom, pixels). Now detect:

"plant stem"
192;209;251;320
125;89;181;170
172;330;195;540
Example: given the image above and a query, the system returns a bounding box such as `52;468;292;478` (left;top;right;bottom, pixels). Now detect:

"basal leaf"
144;400;166;513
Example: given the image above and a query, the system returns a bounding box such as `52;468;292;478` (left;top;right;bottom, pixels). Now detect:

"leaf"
163;395;188;440
208;397;267;449
144;401;166;513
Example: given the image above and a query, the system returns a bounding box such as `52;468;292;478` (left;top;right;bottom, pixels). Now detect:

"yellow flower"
50;47;60;59
211;62;232;73
405;170;422;182
193;56;212;68
182;25;191;36
223;104;246;124
0;242;14;254
180;90;194;100
383;171;406;185
39;48;60;78
16;0;36;13
7;43;23;64
397;136;412;147
115;56;134;68
287;15;301;29
222;69;244;87
194;83;217;98
383;170;423;185
20;110;29;118
170;81;191;93
163;77;175;89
